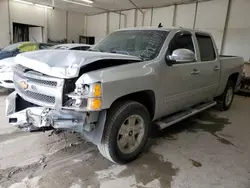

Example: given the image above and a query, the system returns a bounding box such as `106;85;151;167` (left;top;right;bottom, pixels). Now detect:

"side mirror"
166;49;195;65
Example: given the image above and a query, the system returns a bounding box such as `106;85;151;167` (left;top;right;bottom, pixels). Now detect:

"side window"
40;44;52;49
196;34;216;61
167;32;195;57
81;46;90;51
71;47;82;50
39;44;46;49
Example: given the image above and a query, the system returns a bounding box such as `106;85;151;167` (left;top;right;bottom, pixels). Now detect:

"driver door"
160;31;204;116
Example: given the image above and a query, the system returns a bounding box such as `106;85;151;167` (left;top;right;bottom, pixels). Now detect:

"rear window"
196;34;216;61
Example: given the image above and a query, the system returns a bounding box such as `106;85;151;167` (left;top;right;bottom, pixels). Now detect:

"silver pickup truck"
6;28;243;163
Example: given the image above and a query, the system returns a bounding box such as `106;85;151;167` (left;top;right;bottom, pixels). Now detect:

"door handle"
191;69;200;75
213;66;220;71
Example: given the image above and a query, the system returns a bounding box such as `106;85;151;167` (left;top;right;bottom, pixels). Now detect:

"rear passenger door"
195;33;220;99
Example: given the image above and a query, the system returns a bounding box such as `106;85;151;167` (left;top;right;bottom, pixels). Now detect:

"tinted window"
81;46;90;51
167;32;195;57
54;46;68;50
70;46;90;51
196;34;216;61
40;43;54;49
71;47;82;50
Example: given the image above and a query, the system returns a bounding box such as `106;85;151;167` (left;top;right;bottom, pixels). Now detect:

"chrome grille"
26;77;57;87
14;66;58;87
13;65;64;108
15;85;56;105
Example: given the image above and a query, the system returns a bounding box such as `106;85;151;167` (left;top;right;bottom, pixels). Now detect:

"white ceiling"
32;0;199;14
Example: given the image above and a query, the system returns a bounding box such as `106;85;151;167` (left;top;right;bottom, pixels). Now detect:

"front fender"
76;62;158;109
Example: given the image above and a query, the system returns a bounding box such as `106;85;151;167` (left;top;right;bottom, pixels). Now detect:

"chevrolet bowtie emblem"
19;81;28;90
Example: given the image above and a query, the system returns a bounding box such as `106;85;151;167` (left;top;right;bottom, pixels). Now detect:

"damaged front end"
6;92;107;144
7;92;88;130
6;60;108;144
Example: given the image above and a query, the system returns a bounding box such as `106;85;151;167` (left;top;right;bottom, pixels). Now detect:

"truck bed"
215;55;244;96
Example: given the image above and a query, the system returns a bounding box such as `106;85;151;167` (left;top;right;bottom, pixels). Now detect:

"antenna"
32;37;38;43
158;23;163;28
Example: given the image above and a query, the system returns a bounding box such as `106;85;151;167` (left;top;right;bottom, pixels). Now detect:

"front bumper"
6;92;93;132
6;92;107;145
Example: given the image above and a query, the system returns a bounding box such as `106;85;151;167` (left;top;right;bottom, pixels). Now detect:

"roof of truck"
117;27;211;35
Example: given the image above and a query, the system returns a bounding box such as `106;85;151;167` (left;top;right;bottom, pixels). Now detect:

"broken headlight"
64;83;102;111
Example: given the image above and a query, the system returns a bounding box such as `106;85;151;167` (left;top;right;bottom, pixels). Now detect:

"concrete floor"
0;91;250;188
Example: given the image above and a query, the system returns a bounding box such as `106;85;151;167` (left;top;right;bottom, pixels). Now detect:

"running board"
155;101;217;130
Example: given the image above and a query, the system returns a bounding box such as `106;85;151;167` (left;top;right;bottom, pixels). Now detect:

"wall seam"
220;0;232;54
150;7;153;26
193;1;198;29
119;11;121;28
134;9;137;27
172;4;177;27
106;12;109;34
7;0;11;44
66;10;68;41
142;11;145;26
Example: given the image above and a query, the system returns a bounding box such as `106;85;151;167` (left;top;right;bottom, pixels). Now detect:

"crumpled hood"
14;50;141;78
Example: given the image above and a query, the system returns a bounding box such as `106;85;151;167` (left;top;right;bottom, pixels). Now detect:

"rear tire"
217;80;235;111
98;100;150;164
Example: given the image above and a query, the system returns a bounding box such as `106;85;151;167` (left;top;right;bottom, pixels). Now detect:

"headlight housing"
63;83;102;111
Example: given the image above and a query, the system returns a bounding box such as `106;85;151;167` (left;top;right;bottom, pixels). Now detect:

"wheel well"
112;90;156;119
229;73;239;86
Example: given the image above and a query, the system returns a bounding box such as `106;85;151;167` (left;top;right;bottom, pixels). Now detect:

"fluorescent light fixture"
62;0;92;7
79;0;93;4
14;0;33;5
35;4;54;9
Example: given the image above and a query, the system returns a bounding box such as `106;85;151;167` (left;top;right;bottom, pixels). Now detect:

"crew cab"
6;28;244;164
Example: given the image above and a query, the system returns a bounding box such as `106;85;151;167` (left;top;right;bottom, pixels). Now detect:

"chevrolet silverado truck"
6;28;244;164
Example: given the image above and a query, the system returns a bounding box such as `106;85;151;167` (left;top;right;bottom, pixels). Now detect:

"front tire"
98;101;150;164
217;80;235;111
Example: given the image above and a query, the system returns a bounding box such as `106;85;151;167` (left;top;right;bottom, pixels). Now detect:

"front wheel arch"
108;90;156;120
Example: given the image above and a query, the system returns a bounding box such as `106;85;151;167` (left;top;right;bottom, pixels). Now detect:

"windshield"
1;43;20;52
91;30;169;61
